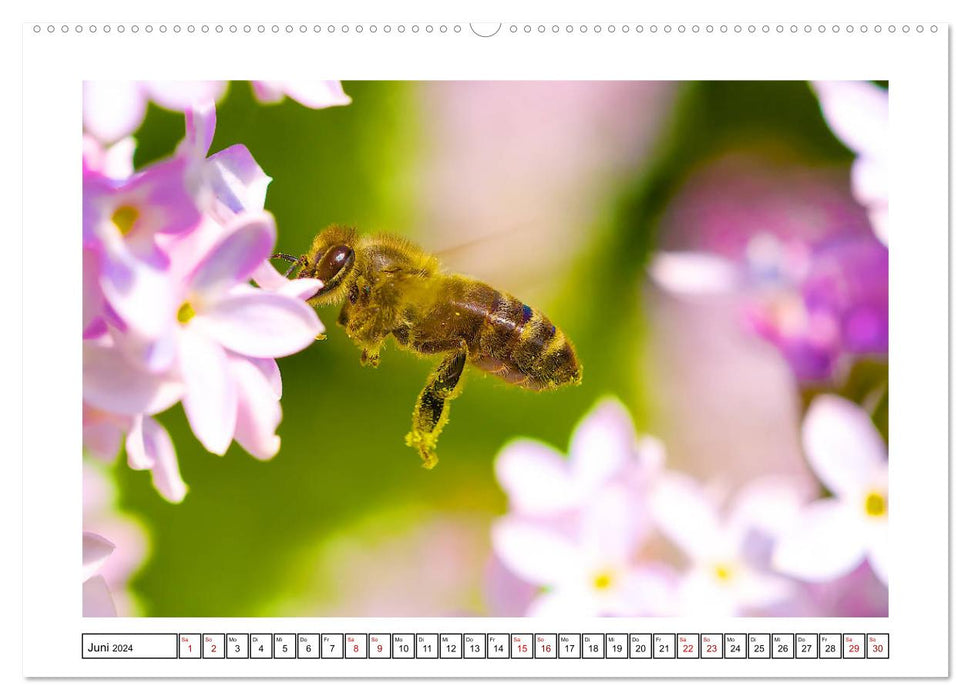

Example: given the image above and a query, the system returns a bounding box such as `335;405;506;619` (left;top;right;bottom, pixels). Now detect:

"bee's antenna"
271;252;303;278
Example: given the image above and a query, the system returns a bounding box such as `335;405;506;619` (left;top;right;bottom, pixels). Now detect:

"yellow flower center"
592;571;614;591
713;563;734;583
111;204;140;236
177;301;196;324
864;490;887;518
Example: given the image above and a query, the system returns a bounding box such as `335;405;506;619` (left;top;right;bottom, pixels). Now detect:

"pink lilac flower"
649;472;810;616
82;96;329;506
773;395;888;585
251;81;351;109
492;485;675;617
650;155;887;382
813;81;888;245
161;212;323;455
82;155;203;358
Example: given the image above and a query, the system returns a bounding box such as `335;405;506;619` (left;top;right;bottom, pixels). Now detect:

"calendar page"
20;6;950;682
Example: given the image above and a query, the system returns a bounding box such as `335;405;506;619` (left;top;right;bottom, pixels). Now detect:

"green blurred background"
113;80;862;616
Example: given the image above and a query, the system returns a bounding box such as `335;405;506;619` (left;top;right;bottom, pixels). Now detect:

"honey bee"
274;225;582;469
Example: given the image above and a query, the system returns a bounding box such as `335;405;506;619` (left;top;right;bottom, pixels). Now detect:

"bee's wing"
430;219;539;264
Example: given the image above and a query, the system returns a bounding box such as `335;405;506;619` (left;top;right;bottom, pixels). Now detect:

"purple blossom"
650;156;888;382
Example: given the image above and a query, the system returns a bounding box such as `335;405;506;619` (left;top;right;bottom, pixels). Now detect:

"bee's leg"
360;348;382;368
404;347;467;469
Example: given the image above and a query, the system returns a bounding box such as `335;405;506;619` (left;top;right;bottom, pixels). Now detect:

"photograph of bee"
273;226;583;469
83;80;888;618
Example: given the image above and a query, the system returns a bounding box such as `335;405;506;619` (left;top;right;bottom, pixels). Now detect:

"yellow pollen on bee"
592;571;614;590
177;302;196;324
864;490;887;518
111;205;140;236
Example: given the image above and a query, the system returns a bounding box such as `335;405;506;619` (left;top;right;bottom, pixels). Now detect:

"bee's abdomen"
471;286;582;391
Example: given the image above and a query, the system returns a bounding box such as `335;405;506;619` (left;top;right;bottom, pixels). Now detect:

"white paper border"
21;21;948;679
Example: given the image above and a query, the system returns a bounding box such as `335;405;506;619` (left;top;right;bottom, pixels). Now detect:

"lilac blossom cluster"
491;396;888;617
81;82;349;614
650;81;888;383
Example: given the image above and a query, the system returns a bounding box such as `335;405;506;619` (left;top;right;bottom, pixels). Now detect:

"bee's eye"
318;245;353;282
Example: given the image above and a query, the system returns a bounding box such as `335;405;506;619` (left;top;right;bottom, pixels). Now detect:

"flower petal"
82;409;126;463
229;356;283;460
82;575;117;617
568;398;636;489
82;532;115;581
491;517;581;587
143;417;187;503
495;439;574;516
733;569;796;610
125;414;153;471
82;247;106;338
194;288;323;358
728;475;813;540
251;80;351;108
83;81;147;143
99;241;177;341
812;81;888;159
246;356;283;399
649;251;740;295
251;260;326;301
578;485;641;563
206;145;273;220
650;472;722;561
851;155;887;208
123;156;205;239
82;340;183;416
127;415;187;503
145;81;228;112
636;435;667;480
182;100;217;158
867;526;889;586
772;499;867;582
802;395;886;497
187;212;276;301
526;588;599;618
619;565;678;616
178;330;236;455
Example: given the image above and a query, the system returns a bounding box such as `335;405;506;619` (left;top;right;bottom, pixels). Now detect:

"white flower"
773;394;888;584
492;486;673;616
651;472;806;616
813;81;888;245
495;397;664;519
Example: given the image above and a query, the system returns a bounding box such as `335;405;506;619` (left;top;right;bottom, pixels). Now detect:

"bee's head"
274;225;358;305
